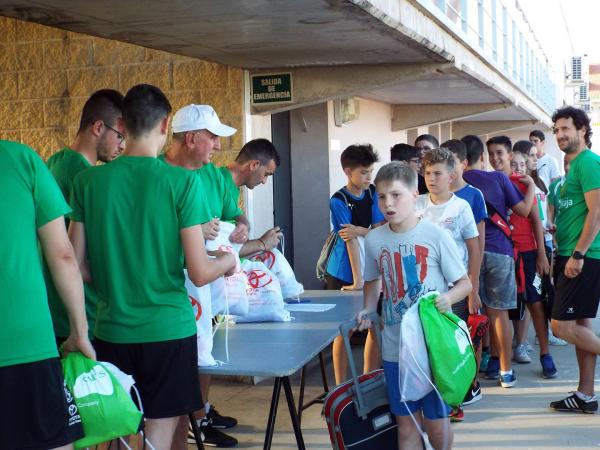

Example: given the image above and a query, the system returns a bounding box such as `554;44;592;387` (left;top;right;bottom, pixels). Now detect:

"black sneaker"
201;423;238;447
207;405;238;429
462;381;482;406
549;392;598;414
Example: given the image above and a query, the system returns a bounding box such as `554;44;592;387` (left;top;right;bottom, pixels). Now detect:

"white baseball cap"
171;104;237;137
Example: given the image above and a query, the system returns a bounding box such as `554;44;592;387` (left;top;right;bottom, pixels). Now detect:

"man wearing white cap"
162;104;245;448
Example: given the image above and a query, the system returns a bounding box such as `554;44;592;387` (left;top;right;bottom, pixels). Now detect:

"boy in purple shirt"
461;135;535;388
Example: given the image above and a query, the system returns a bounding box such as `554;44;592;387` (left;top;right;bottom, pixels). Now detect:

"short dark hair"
441;139;467;162
529;130;545;142
340;144;379;169
390;143;419;162
551;106;593;147
486;135;512;152
236;138;280;166
77;89;124;134
512;139;535;155
122;84;172;139
422;147;456;171
415;134;439;148
374;161;417;191
461;135;484;166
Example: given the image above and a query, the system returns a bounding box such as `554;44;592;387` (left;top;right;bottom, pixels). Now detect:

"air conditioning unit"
580;84;589;102
582;103;592;113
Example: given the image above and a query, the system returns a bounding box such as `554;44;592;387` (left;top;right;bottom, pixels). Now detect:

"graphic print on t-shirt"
378;243;433;325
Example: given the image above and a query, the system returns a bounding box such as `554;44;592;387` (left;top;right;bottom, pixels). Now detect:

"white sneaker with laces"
513;344;531;363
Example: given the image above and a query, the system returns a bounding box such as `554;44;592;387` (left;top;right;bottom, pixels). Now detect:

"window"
572;57;582;81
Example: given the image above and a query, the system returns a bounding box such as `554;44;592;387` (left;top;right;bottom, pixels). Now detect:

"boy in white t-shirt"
415;147;480;322
357;162;471;450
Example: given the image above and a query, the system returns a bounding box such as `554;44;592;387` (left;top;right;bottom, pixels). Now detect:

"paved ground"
195;317;600;449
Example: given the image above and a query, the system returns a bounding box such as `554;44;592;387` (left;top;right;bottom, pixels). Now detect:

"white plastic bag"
250;248;304;300
399;301;433;401
205;221;243;256
210;271;250;317
234;260;291;323
185;270;216;367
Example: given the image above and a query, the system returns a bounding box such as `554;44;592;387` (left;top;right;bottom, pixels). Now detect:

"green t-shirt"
0;140;70;367
46;147;98;339
547;176;565;214
555;150;600;258
218;166;242;207
197;163;243;220
70;156;206;343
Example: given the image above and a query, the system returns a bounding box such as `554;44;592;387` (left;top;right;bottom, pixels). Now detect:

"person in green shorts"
163;103;247;448
0;140;94;450
221;138;283;257
45;89;125;345
69;85;236;450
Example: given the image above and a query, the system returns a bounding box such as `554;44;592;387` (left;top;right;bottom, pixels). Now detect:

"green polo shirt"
46;147;98;339
70;156;205;343
556;150;600;258
0;141;70;367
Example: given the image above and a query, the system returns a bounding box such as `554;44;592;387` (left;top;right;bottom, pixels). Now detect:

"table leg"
188;413;205;450
319;351;329;393
297;366;306;426
282;376;306;450
263;377;282;450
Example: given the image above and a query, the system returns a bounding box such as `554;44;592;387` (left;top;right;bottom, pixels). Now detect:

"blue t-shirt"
455;184;487;224
462;170;523;257
326;186;384;283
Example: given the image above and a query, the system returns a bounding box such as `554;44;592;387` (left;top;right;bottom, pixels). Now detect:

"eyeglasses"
409;158;421;165
103;123;125;144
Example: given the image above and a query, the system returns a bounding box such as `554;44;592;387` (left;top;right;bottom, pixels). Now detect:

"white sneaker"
535;333;568;346
513;344;532;363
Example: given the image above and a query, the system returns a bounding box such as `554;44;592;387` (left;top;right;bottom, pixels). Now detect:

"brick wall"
0;16;244;164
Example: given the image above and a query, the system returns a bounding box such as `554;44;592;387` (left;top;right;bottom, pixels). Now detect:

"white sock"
575;391;595;401
204;401;211;414
500;370;512;376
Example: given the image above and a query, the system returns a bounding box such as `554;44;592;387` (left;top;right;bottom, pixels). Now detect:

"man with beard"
221;138;283;256
46;89;125;345
549;106;600;413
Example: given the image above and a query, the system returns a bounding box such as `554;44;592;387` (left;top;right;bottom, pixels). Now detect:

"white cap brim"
206;123;237;137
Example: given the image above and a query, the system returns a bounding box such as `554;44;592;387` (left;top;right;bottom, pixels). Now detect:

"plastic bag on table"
233;260;291;323
250;247;304;299
185;270;216;367
205;220;243;258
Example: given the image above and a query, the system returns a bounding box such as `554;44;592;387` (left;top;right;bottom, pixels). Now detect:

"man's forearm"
363;279;381;311
239;239;264;257
234;214;250;229
50;257;89;337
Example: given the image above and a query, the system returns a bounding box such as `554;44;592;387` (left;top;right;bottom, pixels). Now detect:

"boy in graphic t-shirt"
357;161;471;449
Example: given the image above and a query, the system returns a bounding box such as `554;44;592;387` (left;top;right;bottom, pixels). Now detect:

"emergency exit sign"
251;73;293;104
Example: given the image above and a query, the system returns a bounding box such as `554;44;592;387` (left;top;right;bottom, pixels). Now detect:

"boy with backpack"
357;161;471;449
325;144;384;384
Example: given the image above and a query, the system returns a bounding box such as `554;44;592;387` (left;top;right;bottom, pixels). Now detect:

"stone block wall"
0;16;244;163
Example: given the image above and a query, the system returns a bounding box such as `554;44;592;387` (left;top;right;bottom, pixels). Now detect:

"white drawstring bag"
233;260;291;323
205;221;243;257
250;248;304;300
399;301;433;401
185;270;216;367
210;271;250;317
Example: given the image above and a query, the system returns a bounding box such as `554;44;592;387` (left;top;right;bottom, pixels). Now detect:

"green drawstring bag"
61;352;143;448
418;292;476;407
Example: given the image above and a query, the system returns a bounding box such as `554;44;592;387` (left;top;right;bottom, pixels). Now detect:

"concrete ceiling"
0;0;443;68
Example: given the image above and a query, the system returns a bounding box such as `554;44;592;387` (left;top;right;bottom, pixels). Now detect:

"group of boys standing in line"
325;106;600;449
1;84;283;450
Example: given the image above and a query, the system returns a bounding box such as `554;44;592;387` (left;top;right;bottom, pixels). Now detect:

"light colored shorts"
479;251;517;310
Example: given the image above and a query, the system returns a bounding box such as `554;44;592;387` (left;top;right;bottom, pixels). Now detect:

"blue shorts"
383;361;451;419
479;251;517;310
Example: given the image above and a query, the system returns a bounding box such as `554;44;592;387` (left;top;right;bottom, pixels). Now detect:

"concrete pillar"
289;103;330;289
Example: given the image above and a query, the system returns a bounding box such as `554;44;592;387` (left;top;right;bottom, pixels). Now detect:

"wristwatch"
572;250;585;260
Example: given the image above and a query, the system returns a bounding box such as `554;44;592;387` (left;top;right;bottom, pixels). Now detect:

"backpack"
315;186;375;281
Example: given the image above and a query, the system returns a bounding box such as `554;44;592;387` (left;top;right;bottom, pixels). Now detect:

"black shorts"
0;358;83;450
451;298;469;322
521;250;542;304
552;255;600;320
324;273;351;290
95;335;201;419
